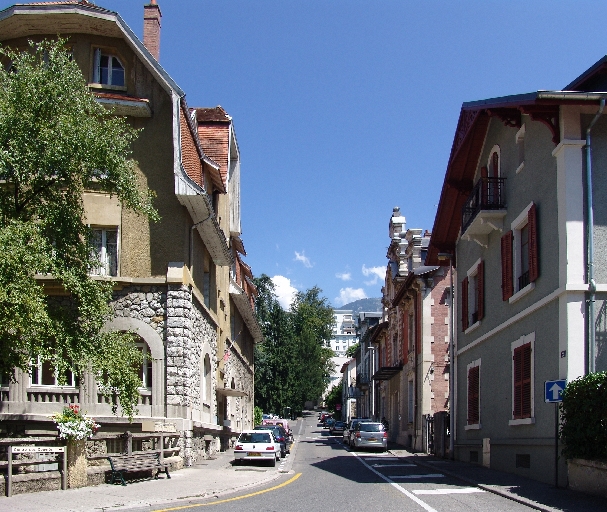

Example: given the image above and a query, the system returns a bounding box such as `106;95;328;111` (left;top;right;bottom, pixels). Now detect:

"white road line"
390;474;445;479
350;452;438;512
372;463;417;468
412;488;485;495
364;457;400;460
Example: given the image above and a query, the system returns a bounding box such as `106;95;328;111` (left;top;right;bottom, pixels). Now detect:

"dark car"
323;417;336;429
254;424;289;457
329;421;346;435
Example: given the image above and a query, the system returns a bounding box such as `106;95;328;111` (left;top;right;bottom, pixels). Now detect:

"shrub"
254;406;263;426
560;371;607;460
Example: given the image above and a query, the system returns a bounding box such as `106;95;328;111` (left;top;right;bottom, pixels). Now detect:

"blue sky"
8;0;607;308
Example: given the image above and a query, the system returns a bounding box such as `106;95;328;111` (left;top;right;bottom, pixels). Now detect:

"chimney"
143;0;161;61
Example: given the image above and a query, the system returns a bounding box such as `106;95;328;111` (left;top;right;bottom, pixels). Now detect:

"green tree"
253;276;334;414
0;39;158;419
345;342;359;358
325;379;343;420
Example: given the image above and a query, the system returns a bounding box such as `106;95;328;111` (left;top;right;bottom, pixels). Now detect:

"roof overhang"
373;364;403;381
216;387;248;397
427;91;607;266
229;280;263;343
175;170;232;267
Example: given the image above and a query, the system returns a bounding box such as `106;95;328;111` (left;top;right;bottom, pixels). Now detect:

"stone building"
0;0;261;466
376;207;450;451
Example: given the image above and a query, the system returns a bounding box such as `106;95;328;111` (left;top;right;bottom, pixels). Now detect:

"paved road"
146;412;537;512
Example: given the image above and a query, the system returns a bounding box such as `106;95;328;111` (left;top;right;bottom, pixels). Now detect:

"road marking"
364;457;400;460
413;488;485;495
350;453;438;512
390;474;445;479
153;473;302;511
372;463;417;468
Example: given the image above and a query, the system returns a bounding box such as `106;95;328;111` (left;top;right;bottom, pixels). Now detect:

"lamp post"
368;345;376;420
438;252;455;459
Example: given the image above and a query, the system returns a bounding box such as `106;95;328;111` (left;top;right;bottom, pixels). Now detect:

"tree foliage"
325;379;343;420
0;39;158;419
560;371;607;460
253;275;334;415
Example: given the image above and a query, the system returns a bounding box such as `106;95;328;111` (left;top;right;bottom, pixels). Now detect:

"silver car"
351;422;387;452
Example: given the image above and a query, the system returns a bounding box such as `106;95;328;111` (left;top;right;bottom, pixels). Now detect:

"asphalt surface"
0;412;605;512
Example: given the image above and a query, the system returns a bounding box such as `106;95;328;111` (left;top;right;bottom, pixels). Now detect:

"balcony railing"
462;177;506;234
356;374;370;388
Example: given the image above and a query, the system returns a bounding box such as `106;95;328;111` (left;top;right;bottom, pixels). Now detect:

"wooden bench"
107;452;170;486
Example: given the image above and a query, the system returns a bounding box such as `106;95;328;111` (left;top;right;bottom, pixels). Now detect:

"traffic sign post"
545;379;566;488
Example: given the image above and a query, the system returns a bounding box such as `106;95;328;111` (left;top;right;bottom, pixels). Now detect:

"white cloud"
271;275;298;310
334;287;367;306
336;271;352;281
294;250;312;268
362;264;385;285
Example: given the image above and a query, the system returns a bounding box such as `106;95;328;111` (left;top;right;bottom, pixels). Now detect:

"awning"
373;364;403;381
216;387;248;397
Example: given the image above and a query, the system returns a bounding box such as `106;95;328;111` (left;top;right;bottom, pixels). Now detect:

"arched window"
202;354;211;405
136;340;153;390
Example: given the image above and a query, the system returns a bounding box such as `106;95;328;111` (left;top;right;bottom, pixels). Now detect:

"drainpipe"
586;98;605;374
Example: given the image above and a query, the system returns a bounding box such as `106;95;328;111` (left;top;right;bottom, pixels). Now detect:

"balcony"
461;177;507;247
356;374;370;389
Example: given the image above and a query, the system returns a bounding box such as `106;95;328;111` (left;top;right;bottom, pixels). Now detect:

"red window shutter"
513;343;532;419
467;365;480;424
477;261;484;321
528;204;539;282
402;313;408;364
501;231;513;300
461;277;469;331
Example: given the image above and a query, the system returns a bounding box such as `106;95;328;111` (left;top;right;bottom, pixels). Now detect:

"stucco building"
0;0;261;465
427;55;607;484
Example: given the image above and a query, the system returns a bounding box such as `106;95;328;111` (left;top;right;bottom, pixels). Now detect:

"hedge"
560;371;607;460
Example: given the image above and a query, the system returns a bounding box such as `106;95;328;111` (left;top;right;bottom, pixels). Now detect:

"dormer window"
93;48;124;87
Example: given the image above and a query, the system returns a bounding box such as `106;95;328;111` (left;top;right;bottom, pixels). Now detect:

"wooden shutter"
513;343;532;419
461;277;469;331
402;312;408;364
477;261;484;321
480;166;488;205
528;203;539;282
467;365;480;424
501;231;513;300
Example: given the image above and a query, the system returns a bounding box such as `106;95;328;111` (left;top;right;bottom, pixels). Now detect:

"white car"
234;430;280;466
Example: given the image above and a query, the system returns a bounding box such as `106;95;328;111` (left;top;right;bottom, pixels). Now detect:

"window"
510;333;534;425
466;359;481;428
407;380;414;423
136;342;153;390
501;203;538;301
461;259;484;331
91;227;118;276
93;49;125;87
202;354;211;405
30;358;78;387
1;372;10;387
408;314;414;353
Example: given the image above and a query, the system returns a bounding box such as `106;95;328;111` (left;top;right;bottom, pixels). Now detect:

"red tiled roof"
196;106;231;123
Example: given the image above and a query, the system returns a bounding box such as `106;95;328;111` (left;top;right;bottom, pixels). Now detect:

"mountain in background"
335;297;382;315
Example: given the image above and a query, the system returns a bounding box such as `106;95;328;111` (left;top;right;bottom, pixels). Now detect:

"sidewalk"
388;444;607;512
0;448;290;512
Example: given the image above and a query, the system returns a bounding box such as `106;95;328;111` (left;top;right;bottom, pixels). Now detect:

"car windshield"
359;423;383;432
239;432;271;443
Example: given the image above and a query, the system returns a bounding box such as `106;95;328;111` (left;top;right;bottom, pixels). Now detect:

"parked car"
233;430;280;466
329;421;346;435
261;418;291;439
323;417;336;429
351;422;388;452
254;424;290;457
319;412;332;424
343;418;370;446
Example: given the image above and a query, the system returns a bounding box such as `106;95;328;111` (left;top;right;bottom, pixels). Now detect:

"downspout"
585;98;605;374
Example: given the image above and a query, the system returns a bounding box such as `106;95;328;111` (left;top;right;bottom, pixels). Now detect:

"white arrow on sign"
548;382;563;401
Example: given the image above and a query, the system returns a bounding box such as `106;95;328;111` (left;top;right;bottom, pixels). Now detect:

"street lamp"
437;252;455;460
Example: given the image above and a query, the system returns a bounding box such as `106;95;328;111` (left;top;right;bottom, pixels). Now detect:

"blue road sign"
545;380;566;403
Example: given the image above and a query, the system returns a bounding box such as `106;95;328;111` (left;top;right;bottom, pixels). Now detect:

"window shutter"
501;231;513;300
480;166;488;205
513;343;532;419
461;277;469;331
477;261;484;321
402;313;408;364
468;365;480;425
528;203;539;282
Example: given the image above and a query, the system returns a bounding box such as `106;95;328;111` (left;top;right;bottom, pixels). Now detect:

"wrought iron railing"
462;177;506;233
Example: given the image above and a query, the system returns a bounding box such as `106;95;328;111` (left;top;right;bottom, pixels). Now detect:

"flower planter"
67;439;88;488
568;459;607;497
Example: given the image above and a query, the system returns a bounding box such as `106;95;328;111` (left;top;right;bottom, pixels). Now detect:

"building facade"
0;0;261;465
427;56;607;484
